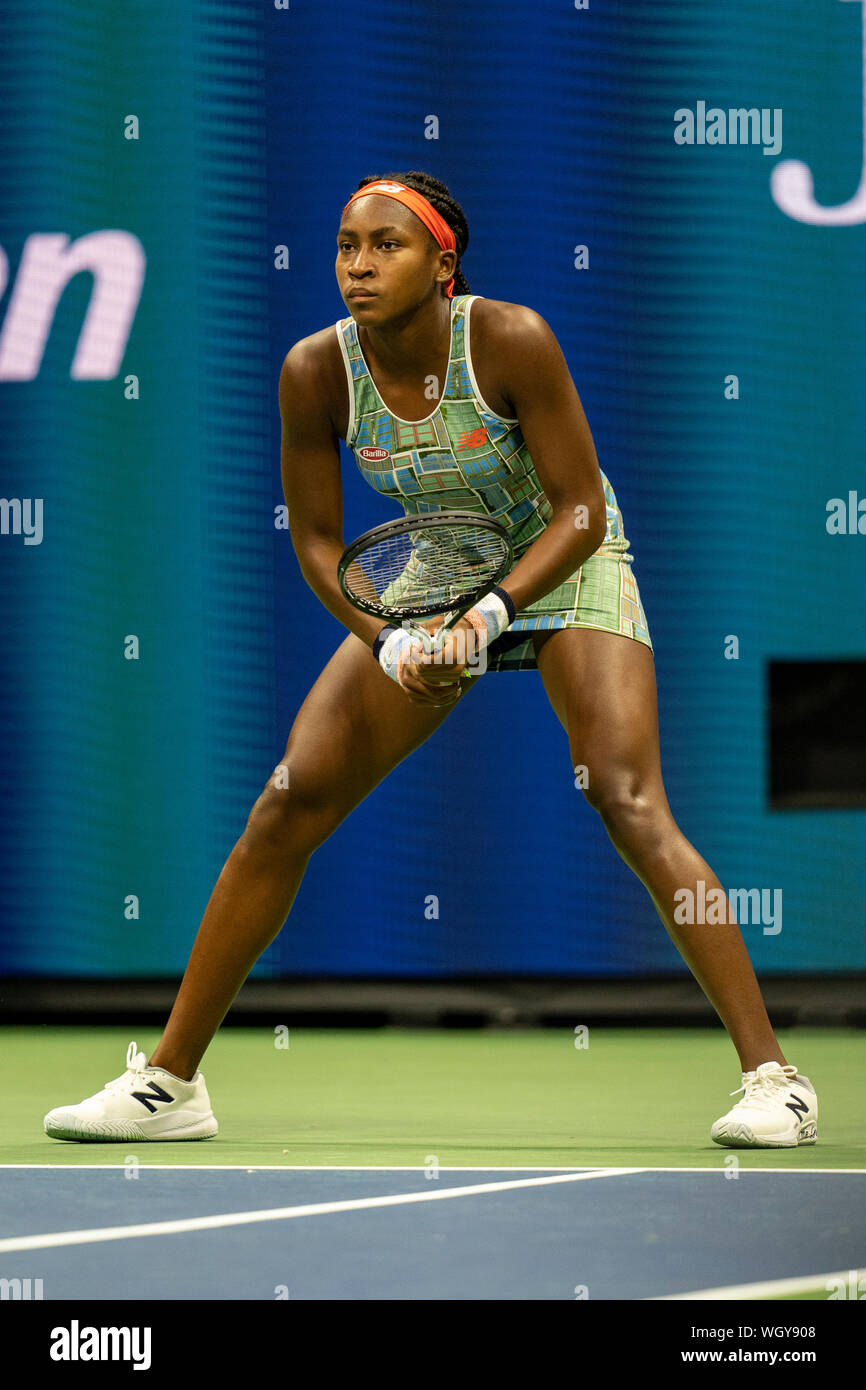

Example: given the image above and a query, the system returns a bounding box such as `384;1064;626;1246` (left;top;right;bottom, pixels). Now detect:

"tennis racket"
337;510;513;666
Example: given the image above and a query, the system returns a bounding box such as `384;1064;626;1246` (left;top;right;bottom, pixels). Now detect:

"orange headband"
342;180;457;298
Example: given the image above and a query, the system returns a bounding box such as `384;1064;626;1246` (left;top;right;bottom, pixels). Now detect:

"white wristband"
378;625;425;686
462;589;513;651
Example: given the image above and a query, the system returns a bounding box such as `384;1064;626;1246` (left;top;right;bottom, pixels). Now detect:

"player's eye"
337;241;398;252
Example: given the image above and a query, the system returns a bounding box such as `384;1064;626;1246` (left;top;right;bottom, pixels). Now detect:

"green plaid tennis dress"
335;293;652;671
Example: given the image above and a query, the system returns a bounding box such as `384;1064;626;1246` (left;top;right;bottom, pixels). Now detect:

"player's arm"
279;341;388;650
489;305;608;612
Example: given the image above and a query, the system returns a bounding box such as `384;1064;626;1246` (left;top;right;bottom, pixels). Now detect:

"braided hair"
350;170;471;296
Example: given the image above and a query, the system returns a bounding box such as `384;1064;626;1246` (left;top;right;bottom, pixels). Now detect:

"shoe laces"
101;1040;150;1095
729;1062;799;1109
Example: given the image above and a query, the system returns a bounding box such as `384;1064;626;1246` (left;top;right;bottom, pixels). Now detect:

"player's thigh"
533;627;667;809
247;633;478;852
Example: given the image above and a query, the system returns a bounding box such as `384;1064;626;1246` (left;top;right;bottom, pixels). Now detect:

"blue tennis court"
2;1165;863;1301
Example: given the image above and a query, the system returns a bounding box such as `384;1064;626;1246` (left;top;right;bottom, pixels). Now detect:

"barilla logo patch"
358;446;390;461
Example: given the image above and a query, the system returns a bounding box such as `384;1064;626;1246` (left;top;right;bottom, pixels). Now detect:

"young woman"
45;171;817;1148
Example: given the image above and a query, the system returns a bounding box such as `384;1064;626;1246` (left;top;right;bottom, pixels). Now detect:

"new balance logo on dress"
456;427;488;450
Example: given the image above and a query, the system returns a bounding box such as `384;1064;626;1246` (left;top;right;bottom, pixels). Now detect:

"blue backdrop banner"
0;0;863;978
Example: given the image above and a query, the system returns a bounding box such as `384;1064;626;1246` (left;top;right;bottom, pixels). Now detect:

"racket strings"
346;523;508;613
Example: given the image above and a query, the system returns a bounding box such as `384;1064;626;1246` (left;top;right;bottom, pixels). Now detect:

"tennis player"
45;171;817;1149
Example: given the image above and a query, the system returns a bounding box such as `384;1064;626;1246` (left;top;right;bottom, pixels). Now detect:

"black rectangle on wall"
768;660;866;809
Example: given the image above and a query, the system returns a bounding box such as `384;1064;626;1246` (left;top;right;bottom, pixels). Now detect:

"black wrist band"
372;624;397;662
491;585;517;626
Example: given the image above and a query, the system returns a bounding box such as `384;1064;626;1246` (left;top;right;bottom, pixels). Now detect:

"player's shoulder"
279;322;346;416
469;297;558;349
469;298;562;381
280;322;342;376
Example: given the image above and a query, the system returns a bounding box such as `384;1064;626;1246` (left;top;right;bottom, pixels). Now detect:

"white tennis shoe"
710;1061;818;1148
44;1040;218;1142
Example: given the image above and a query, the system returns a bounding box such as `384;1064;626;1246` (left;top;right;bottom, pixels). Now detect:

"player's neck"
359;294;452;377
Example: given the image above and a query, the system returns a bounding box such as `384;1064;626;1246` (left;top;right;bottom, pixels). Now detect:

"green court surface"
2;1025;863;1170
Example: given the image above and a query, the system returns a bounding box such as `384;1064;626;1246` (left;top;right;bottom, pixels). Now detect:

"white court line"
0;1167;643;1253
1;1164;589;1172
0;1164;863;1173
654;1267;866;1301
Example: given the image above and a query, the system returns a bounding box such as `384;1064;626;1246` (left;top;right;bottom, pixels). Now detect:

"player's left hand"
412;616;474;683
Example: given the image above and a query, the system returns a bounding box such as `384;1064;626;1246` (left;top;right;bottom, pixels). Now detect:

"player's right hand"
397;629;461;707
399;654;465;708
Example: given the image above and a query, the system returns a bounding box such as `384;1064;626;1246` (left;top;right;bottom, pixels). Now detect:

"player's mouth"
347;289;376;299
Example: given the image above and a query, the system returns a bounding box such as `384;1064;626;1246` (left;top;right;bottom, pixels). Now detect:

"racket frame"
337;509;514;652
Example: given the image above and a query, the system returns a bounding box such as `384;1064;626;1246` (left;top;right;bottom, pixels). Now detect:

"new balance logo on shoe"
130;1081;175;1113
785;1092;809;1120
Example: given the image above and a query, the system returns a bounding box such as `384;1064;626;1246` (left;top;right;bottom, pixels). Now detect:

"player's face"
336;195;444;317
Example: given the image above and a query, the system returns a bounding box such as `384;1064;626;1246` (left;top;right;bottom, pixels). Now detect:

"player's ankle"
148;1056;195;1083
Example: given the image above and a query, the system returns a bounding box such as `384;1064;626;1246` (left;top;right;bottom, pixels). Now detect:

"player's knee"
242;766;340;857
582;774;660;847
